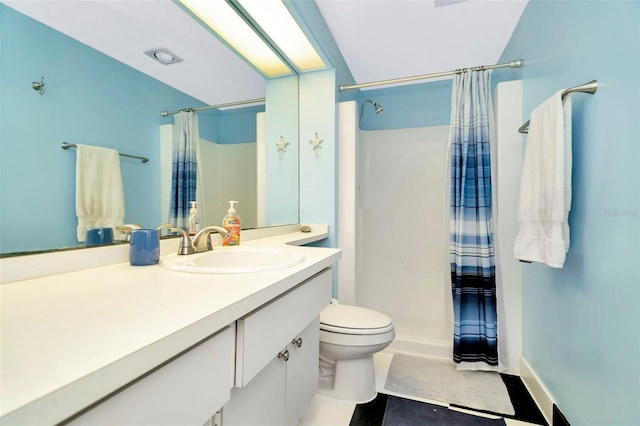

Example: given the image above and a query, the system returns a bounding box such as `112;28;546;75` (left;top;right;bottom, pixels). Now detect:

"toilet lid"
320;304;393;334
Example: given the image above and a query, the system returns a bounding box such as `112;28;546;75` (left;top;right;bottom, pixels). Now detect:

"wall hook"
32;76;45;95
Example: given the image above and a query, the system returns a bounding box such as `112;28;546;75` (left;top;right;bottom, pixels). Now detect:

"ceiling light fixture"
235;0;325;72
144;47;183;65
178;0;292;77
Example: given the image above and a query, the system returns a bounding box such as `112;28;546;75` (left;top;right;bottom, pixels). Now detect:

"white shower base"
387;315;452;359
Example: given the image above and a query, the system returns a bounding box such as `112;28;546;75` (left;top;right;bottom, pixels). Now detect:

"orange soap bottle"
222;201;241;246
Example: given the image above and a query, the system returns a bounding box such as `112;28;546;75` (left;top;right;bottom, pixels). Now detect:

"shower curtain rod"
61;142;149;163
338;59;523;92
160;97;265;117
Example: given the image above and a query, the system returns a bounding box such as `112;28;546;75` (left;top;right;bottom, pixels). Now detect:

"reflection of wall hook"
32;76;45;95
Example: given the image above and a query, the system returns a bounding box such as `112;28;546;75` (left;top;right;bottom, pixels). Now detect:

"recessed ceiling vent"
434;0;469;6
144;47;183;65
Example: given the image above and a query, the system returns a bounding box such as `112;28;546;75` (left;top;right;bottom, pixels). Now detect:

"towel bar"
61;142;149;163
518;80;598;134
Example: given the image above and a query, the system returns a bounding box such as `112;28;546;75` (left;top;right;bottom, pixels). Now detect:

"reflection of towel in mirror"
75;144;125;242
514;91;572;268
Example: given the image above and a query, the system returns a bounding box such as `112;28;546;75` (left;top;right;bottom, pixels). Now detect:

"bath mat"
382;395;506;426
384;354;515;416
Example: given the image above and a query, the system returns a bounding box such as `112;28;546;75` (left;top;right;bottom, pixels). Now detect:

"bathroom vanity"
0;226;340;426
224;270;330;426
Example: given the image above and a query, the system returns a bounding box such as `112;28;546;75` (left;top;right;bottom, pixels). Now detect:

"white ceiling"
315;0;529;87
4;0;528;105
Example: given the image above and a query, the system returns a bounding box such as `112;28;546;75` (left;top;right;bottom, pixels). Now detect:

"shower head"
359;98;384;125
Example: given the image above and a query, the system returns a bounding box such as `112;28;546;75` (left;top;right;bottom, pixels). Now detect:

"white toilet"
317;300;395;402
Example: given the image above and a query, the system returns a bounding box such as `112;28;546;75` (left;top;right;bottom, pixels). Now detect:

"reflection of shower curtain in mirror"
170;111;199;230
449;70;498;369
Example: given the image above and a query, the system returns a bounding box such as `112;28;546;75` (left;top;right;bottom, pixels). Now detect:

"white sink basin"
160;246;305;274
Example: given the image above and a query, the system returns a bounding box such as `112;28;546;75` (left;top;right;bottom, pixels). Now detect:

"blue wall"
498;1;639;424
266;74;299;225
356;80;451;130
299;69;337;251
0;5;260;253
216;106;264;145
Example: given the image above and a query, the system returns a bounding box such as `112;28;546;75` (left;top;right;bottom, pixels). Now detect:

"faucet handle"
116;224;143;241
169;227;195;255
157;223;173;236
119;224;142;230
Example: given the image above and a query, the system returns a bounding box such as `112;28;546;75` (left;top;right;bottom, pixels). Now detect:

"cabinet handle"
278;349;290;362
292;337;303;348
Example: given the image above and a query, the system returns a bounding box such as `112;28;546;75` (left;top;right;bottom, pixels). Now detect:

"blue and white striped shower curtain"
449;70;498;367
169;111;198;231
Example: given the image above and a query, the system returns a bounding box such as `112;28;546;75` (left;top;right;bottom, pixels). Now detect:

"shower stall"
338;80;524;371
357;122;453;358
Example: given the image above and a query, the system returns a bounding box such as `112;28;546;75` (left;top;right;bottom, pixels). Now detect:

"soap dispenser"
188;201;199;236
222;201;241;246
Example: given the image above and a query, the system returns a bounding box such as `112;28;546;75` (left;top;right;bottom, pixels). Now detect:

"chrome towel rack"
518;80;598;134
61;142;149;163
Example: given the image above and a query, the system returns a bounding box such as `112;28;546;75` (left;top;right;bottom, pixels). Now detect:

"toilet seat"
320;304;393;335
320;323;394;335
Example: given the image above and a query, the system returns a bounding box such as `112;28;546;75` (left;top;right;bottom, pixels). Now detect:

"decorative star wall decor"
276;136;289;160
308;132;323;157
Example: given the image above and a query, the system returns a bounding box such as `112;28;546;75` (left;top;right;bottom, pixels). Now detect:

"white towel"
75;144;125;242
514;91;572;268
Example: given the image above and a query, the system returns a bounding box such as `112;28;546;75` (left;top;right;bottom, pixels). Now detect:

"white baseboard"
520;357;555;425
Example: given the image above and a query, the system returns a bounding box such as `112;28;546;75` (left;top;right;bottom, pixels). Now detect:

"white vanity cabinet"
0;228;341;426
284;319;321;426
223;268;332;426
67;325;235;426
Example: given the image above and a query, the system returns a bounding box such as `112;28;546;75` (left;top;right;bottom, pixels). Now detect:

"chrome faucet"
169;226;229;255
193;225;229;251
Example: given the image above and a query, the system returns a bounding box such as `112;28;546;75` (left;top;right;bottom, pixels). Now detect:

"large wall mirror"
0;1;299;256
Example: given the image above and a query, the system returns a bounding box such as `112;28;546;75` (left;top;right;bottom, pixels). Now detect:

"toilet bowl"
318;302;395;402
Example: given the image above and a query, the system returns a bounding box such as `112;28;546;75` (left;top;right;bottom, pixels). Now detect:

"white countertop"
0;226;341;425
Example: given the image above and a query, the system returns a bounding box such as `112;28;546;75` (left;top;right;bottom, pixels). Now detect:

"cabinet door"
68;326;235;426
285;318;320;426
224;319;320;426
222;353;286;426
235;268;332;387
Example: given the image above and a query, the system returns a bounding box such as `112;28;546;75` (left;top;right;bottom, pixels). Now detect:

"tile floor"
300;351;543;426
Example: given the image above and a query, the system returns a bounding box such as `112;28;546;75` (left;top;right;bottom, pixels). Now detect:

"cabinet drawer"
68;325;235;426
235;268;332;387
